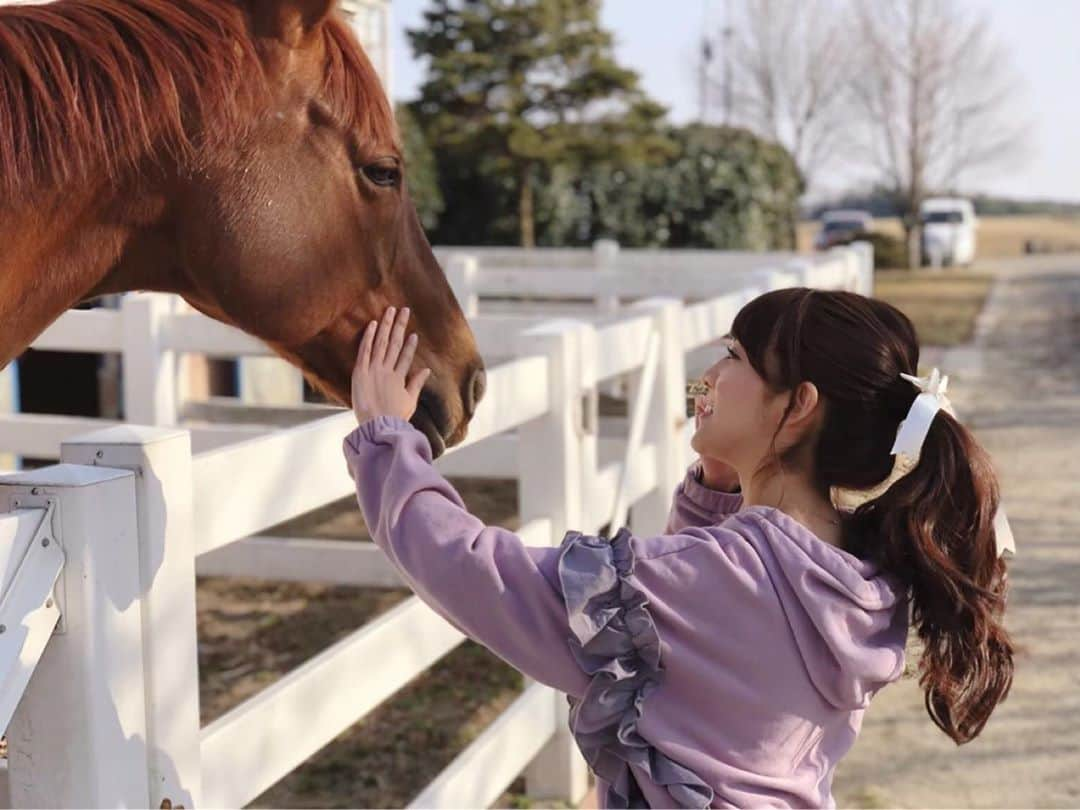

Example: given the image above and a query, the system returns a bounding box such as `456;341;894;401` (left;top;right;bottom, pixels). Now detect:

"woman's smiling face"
690;336;786;472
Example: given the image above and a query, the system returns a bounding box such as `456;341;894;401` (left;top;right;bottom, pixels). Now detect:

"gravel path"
834;255;1080;808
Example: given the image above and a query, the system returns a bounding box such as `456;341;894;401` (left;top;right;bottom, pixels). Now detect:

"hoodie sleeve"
664;460;744;533
342;415;589;699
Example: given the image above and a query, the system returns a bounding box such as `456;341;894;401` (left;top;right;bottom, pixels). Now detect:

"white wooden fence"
0;243;872;808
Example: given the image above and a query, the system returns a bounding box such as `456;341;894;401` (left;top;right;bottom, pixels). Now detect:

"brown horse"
0;0;484;456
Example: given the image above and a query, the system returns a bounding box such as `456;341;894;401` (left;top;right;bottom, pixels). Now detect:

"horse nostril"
465;367;486;417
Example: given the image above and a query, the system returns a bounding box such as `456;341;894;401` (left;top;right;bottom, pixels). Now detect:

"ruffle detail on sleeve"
557;527;715;809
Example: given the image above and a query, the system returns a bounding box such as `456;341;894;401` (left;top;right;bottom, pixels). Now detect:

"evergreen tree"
408;0;670;247
395;103;444;231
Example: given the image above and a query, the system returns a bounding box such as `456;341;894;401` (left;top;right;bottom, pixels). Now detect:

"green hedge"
559;124;802;249
423;122;803;250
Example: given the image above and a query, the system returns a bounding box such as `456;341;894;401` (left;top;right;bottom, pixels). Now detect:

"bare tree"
850;0;1028;263
706;0;856;190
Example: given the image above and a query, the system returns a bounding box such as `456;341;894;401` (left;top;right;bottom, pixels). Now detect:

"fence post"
593;239;620;320
446;254;480;318
61;426;202;809
594;239;625;399
0;362;17;471
785;257;815;287
626;298;688;536
172;297;208;418
515;320;590;805
237;357;306;407
122;293;177;426
752;267;801;292
0;463;150;807
850;241;875;295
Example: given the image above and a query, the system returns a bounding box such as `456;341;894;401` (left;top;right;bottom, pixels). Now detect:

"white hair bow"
891;368;955;457
833;368;953;512
831;367;1015;558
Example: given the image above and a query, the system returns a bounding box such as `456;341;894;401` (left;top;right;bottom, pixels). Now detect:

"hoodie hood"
731;506;910;710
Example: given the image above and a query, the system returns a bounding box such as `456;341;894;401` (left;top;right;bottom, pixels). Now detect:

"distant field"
797;214;1080;258
873;270;994;346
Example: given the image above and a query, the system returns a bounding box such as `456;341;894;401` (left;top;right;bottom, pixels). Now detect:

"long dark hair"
731;287;1013;744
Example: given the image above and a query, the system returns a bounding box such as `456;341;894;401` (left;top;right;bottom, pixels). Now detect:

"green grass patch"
873;270;995;346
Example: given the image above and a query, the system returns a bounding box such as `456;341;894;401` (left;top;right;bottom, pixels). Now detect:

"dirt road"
834;255;1080;808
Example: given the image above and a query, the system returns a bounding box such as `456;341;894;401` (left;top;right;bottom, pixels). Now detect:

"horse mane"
0;0;396;203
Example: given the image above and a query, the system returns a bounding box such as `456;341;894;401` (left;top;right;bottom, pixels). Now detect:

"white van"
920;197;977;267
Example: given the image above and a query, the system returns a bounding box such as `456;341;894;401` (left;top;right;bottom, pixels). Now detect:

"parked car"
920;197;977;267
814;209;873;250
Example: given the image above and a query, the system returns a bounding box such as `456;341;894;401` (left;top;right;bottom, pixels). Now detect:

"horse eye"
362;163;400;188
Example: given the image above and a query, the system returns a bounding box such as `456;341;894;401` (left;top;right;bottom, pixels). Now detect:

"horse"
0;0;485;457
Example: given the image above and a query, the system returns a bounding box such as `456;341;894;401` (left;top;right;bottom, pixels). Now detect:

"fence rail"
0;241;873;808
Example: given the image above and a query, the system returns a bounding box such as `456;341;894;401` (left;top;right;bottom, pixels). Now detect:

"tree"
850;0;1028;263
408;0;671;247
395;103;444;231
706;0;855;191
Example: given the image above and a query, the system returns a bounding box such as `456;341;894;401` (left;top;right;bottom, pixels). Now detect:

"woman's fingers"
386;307;410;368
406;367;432;399
396;331;419;376
357;319;378;373
374;306;396;365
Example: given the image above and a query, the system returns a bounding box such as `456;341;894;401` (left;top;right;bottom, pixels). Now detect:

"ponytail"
847;413;1014;744
729;286;1013;743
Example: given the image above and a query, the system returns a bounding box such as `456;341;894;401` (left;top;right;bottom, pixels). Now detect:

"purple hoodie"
344;416;909;809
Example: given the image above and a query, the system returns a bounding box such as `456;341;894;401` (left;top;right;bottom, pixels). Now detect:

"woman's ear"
784;381;822;433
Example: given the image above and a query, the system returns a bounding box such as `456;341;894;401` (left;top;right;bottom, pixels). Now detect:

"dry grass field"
873;270;994;346
797;214;1080;258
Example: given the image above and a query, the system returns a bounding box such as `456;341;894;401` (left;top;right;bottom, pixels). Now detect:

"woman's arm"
664;460;744;533
343;415;589;698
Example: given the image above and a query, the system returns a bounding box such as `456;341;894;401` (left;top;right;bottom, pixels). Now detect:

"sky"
385;0;1080;204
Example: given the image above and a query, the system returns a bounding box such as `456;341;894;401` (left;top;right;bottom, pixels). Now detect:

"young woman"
343;289;1013;808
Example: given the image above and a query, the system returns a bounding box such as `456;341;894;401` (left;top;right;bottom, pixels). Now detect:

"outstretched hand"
351;306;431;426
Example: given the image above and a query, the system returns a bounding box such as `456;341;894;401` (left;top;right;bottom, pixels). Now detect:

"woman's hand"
351;306;431;426
699;456;741;492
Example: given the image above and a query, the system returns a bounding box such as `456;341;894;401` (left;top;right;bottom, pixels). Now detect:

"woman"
343;288;1013;808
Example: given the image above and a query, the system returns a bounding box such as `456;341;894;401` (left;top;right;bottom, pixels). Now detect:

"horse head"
0;0;483;456
168;0;484;454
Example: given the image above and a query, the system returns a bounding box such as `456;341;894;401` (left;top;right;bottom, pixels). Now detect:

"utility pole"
699;0;713;124
721;1;734;125
701;0;734;125
700;36;714;123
